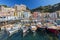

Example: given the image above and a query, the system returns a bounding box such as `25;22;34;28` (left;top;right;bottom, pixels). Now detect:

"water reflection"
0;29;59;40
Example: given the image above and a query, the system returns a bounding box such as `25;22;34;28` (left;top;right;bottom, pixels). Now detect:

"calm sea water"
0;30;59;40
4;30;58;40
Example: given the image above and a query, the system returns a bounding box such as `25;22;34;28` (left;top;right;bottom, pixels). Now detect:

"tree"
26;7;30;10
0;5;8;8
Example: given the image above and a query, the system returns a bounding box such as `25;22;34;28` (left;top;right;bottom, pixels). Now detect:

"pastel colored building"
0;6;15;16
14;4;26;11
14;4;31;18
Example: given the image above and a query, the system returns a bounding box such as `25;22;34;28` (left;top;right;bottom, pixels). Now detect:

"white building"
23;10;31;19
49;12;57;20
56;11;60;18
0;4;31;20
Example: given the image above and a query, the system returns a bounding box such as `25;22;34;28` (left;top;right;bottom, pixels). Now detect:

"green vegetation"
0;5;8;7
31;3;60;13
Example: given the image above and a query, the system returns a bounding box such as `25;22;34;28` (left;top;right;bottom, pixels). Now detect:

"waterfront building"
14;4;26;11
56;11;60;18
23;10;31;19
0;6;15;17
14;4;31;19
49;12;57;19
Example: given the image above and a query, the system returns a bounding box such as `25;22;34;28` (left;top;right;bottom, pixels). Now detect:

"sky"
0;0;60;9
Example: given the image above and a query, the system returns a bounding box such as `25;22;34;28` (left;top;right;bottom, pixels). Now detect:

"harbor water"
0;29;59;40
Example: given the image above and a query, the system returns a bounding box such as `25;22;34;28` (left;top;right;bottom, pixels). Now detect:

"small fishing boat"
46;21;60;35
30;25;37;32
22;26;29;37
1;24;22;36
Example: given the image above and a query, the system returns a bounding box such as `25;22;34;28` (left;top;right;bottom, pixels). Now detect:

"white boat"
23;27;29;33
1;24;21;36
22;26;29;37
8;28;19;36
